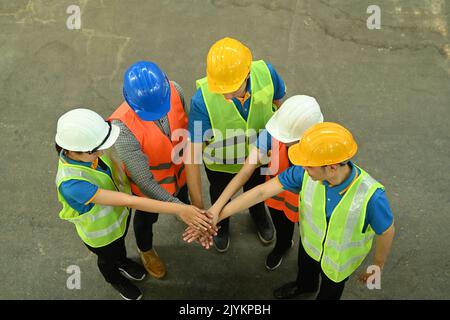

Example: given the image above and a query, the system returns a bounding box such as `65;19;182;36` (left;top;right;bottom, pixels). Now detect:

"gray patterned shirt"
111;81;187;204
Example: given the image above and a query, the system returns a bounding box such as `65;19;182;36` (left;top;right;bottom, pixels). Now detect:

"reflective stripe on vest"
76;207;128;239
326;175;378;252
149;163;171;170
197;60;275;173
109;81;188;196
56;153;131;248
271;195;299;212
299;166;384;283
264;139;299;223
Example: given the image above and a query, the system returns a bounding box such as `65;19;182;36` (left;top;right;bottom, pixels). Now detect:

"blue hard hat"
123;61;171;121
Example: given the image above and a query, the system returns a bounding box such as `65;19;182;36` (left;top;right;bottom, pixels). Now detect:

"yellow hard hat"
288;122;358;166
206;37;252;94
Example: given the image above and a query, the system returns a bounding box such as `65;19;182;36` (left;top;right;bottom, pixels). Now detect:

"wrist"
192;199;204;209
220;206;230;221
209;204;220;215
373;260;385;270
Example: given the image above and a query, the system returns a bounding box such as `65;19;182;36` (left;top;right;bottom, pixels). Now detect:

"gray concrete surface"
0;0;449;300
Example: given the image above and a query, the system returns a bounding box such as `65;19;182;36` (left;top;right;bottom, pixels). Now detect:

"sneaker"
213;224;230;253
273;281;318;299
111;278;143;300
138;248;166;279
118;259;146;281
265;250;284;270
251;210;274;244
266;240;295;270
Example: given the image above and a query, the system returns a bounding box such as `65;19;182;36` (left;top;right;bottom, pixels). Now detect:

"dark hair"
55;142;63;155
321;161;350;168
55;143;84;156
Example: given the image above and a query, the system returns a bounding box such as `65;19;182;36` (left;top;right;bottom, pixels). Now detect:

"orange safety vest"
264;138;299;223
109;81;188;196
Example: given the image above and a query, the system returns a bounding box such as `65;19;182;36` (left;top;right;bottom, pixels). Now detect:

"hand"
178;205;213;231
358;264;383;284
182;225;218;249
206;206;221;227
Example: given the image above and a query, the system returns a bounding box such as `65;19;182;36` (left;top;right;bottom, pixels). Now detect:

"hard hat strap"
88;121;112;154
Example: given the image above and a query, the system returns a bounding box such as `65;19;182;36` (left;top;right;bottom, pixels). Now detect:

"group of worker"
55;37;395;300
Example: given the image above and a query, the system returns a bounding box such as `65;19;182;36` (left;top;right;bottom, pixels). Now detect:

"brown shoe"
138;248;166;279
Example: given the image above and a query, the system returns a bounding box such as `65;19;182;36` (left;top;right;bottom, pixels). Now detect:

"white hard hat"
266;95;324;143
55;108;120;152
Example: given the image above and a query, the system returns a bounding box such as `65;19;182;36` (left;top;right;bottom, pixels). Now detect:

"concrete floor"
0;0;449;300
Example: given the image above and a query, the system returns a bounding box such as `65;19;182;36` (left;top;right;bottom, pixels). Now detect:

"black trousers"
133;185;190;252
295;237;348;300
84;213;131;284
268;207;295;253
204;166;267;230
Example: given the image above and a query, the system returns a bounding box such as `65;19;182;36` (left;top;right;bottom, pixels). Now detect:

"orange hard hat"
206;37;252;94
288;122;358;166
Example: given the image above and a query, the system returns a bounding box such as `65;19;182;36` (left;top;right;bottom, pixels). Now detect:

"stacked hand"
183;207;220;249
178;205;217;232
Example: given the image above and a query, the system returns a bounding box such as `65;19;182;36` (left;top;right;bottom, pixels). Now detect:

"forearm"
219;177;283;222
129;195;185;215
186;163;203;207
212;161;257;212
137;175;182;204
185;142;204;208
373;224;395;269
92;189;184;215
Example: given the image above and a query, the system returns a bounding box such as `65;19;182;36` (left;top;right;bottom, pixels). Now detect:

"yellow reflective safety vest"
299;166;384;282
56;153;131;248
196;60;276;173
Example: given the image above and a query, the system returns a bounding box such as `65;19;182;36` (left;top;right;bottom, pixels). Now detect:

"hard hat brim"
265;117;299;144
206;78;244;94
98;123;121;151
287;143;306;166
133;103;170;121
129;95;171;121
287;141;357;167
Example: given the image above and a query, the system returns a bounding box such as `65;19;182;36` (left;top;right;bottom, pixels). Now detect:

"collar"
60;151;98;169
322;161;358;195
233;78;252;105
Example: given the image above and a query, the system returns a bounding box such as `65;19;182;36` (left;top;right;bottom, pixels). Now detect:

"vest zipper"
98;157;120;192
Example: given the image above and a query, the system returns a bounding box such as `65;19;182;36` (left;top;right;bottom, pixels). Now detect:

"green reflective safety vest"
299;166;384;283
196;60;276;173
56;152;131;248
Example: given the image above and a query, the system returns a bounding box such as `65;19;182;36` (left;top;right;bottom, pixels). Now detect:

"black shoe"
111;278;143;300
118;259;146;281
251;210;274;244
213;224;229;253
273;281;317;299
266;240;294;270
265;250;283;270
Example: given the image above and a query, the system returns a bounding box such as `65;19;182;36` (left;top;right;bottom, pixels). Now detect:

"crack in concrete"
286;0;300;56
78;0;131;85
317;18;446;57
82;28;131;85
307;0;449;59
318;0;448;34
0;0;56;25
210;0;293;13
